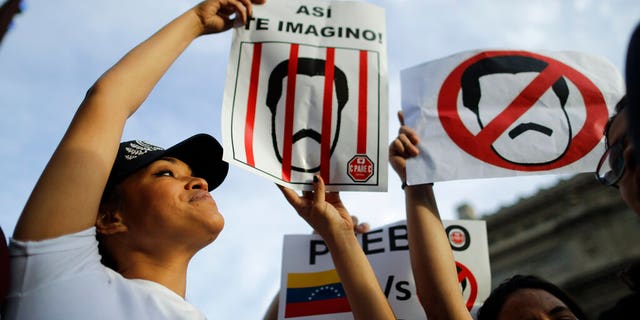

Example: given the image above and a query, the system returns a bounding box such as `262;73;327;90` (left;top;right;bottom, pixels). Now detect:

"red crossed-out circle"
438;50;609;171
456;261;478;311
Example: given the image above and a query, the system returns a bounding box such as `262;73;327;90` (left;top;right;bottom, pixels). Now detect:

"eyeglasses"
595;139;626;187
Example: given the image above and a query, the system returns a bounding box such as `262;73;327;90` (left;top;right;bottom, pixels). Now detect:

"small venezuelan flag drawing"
284;269;351;318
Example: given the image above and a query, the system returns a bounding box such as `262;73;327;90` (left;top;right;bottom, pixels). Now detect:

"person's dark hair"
603;95;628;146
461;56;569;121
266;57;349;115
477;274;588;320
625;23;640;168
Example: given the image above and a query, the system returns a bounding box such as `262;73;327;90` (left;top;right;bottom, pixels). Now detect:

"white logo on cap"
124;141;164;160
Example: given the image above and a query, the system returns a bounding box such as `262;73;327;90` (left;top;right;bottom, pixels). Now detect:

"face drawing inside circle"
460;55;572;165
266;58;349;173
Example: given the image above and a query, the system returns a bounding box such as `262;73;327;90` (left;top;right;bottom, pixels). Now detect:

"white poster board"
222;0;388;191
400;50;625;184
278;220;491;319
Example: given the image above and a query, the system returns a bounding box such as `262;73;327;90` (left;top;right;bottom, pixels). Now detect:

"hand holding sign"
195;0;265;33
388;111;420;185
276;176;396;320
388;114;480;319
278;176;353;240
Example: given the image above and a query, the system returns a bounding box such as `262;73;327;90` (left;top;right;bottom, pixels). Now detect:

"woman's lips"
190;190;214;203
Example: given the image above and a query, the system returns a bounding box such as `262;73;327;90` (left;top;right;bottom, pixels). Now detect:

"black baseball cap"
103;134;228;198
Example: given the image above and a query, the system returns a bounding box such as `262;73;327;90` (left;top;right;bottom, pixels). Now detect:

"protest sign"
277;220;490;319
400;50;625;184
222;0;388;191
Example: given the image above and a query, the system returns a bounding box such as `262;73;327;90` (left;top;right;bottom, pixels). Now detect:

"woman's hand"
194;0;266;34
389;111;420;183
278;175;355;240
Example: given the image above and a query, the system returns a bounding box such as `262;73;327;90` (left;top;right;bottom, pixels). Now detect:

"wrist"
401;181;433;190
321;228;359;249
186;7;207;37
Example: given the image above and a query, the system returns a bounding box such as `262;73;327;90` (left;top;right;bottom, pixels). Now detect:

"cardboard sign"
222;0;388;191
278;220;491;319
400;50;625;184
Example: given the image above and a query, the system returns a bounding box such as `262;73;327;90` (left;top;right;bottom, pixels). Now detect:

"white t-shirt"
2;228;206;320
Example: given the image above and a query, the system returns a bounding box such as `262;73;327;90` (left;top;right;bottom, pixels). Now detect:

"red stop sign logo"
451;231;465;245
347;155;374;182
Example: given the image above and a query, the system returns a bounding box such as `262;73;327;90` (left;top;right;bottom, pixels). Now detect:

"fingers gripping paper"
222;0;388;191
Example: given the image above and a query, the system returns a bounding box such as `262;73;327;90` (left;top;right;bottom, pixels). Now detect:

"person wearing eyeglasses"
594;95;640;319
595;96;640;215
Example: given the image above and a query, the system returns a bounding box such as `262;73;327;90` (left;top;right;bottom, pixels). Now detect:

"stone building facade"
482;173;640;318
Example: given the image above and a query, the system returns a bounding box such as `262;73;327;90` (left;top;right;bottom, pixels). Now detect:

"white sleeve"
8;227;105;294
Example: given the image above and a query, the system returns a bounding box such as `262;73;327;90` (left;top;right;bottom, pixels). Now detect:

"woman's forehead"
500;288;571;318
149;157;192;171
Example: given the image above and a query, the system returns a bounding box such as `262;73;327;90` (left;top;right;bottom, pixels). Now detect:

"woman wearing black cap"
2;0;395;319
2;2;263;319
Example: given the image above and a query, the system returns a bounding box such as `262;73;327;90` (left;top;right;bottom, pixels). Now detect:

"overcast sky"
1;0;638;318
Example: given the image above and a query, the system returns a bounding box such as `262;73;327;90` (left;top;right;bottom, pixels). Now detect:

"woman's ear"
96;204;127;235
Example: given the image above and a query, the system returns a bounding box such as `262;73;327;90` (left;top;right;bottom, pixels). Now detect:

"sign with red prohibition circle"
438;50;609;171
456;261;478;310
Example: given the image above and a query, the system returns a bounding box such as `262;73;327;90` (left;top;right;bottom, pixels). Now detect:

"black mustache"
292;129;322;143
508;122;553;139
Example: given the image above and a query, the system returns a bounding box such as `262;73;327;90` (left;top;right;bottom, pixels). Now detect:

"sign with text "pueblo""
221;0;388;191
277;220;491;319
401;50;625;184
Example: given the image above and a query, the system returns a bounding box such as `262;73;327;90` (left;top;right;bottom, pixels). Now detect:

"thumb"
397;111;405;126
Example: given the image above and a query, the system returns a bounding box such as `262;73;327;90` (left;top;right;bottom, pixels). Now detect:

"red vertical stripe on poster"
282;44;299;182
357;50;368;154
321;48;336;183
244;43;262;166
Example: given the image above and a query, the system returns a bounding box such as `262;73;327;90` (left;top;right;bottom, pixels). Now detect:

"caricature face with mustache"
461;56;572;165
266;58;348;172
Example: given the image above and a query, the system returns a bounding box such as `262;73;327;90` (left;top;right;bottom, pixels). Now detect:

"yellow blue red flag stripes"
284;269;351;318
